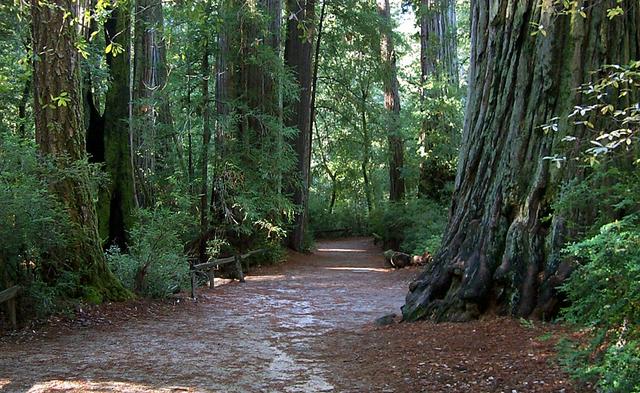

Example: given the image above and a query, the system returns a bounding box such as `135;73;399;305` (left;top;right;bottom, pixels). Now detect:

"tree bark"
285;0;315;251
100;2;137;250
403;0;640;322
377;0;405;202
31;0;129;301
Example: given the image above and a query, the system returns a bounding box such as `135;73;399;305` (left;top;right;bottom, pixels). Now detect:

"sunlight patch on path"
316;248;367;253
26;380;205;393
324;267;389;273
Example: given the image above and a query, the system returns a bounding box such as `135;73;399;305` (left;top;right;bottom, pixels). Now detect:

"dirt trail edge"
0;238;577;393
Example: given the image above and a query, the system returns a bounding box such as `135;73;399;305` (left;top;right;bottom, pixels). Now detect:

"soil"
0;238;583;392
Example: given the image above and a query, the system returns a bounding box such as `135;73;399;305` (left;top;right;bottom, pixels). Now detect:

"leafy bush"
107;207;191;298
309;196;371;237
369;199;449;255
554;167;640;238
559;216;640;392
0;134;88;319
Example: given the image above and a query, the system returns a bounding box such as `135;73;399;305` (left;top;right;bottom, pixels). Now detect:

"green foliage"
107;207;191;298
543;61;640;166
0;134;85;317
309;195;371;236
559;216;640;392
369;199;449;255
554;166;640;237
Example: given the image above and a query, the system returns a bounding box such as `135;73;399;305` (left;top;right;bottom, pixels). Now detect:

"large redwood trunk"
377;0;405;202
284;0;315;251
31;0;128;301
100;2;136;249
403;0;640;322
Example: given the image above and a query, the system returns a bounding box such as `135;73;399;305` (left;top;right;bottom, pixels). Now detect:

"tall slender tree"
132;0;173;207
377;0;405;202
31;0;128;301
284;0;315;251
199;1;212;262
417;0;459;198
403;0;640;322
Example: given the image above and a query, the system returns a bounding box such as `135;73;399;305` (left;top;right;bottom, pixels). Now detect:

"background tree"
417;0;459;199
378;0;405;202
133;0;174;207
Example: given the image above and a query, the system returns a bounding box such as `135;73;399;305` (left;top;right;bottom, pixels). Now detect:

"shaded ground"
0;238;579;392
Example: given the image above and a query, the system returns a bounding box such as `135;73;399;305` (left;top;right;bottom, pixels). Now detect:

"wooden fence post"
234;256;245;283
190;271;196;300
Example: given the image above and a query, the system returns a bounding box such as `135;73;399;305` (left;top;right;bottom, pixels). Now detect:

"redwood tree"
31;0;128;301
377;0;405;202
132;0;173;207
99;1;136;249
284;0;315;251
403;1;640;321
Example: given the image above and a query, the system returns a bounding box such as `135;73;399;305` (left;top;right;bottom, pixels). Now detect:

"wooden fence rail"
189;249;265;299
0;285;20;329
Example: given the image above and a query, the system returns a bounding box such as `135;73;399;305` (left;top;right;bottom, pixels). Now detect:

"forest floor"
0;238;583;393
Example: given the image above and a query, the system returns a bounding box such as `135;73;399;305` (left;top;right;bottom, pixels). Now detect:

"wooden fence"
189;249;265;299
0;285;20;329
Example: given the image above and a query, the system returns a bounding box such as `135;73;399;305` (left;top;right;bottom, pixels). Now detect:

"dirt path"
0;238;576;393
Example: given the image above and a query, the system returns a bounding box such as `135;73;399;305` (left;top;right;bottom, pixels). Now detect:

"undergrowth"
558;216;640;392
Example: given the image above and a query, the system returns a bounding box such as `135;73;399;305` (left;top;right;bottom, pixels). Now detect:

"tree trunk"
199;24;212;263
403;0;640;322
284;0;315;251
417;0;458;199
419;0;458;88
100;2;136;250
361;89;373;213
309;0;327;139
31;0;129;301
132;0;173;207
17;76;31;138
211;0;232;224
377;0;405;202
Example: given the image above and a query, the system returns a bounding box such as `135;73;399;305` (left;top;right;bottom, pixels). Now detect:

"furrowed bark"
31;0;129;301
403;0;640;322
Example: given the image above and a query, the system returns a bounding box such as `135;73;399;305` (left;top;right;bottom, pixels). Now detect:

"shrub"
107;207;191;298
559;216;640;392
0;134;85;319
369;198;449;255
309;197;371;238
